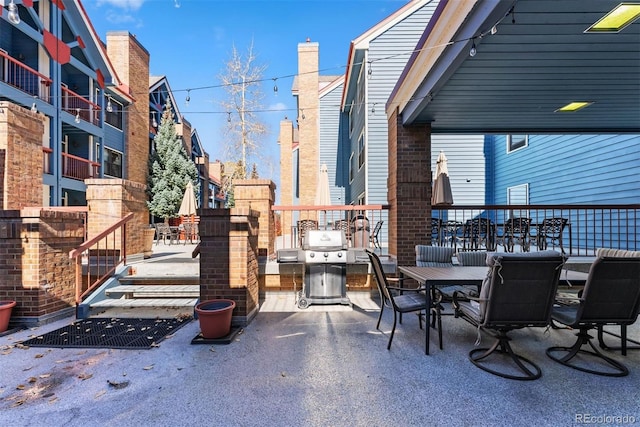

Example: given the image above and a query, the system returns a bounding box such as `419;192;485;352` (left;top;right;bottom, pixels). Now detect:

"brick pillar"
388;108;432;266
0;208;84;326
278;118;294;235
106;32;150;187
0;102;45;209
85;179;149;258
233;179;276;257
199;208;260;326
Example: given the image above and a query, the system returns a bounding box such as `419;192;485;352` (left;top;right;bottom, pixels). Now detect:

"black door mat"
20;317;191;349
191;327;243;345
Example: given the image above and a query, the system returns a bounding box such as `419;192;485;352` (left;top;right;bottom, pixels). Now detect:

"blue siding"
104;125;125;152
492;134;640;204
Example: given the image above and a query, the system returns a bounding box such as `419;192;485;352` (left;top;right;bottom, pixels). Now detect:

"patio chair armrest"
452;290;482;310
387;285;427;293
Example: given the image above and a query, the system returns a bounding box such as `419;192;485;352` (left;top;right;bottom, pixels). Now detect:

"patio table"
397;265;589;355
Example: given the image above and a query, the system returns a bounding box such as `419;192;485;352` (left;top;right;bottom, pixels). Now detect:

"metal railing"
272;204;388;252
62;152;100;180
432;204;639;256
0;49;52;102
69;213;133;313
60;85;101;126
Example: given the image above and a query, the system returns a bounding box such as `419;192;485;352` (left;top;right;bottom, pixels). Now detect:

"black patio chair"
453;251;565;380
460;218;496;251
536;217;568;253
546;252;640;377
369;220;383;249
367;248;438;355
496;217;531;252
431;218;443;246
154;223;177;245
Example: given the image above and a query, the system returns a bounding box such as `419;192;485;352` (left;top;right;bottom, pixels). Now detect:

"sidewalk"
1;245;639;426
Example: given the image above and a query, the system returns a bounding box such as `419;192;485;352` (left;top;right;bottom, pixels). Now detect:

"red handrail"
0;49;52;102
70;213;134;309
61;152;100;180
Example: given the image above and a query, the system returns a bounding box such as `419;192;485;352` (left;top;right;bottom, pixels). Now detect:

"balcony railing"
62;152;100;180
0;49;52;102
61;85;100;126
272;204;639;257
432;204;638;256
272;204;388;252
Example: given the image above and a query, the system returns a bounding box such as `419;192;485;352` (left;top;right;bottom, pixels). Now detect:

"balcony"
61;85;100;126
0;49;52;103
43;148;99;181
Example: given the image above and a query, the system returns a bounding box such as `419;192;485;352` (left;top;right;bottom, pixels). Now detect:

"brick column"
0;102;45;209
388;108;432;266
297;40;319;206
199;208;260;326
233;179;276;257
0;209;84;327
85;179;149;258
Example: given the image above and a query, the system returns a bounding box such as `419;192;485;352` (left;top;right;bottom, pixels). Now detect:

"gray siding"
319;81;346;204
365;2;439;206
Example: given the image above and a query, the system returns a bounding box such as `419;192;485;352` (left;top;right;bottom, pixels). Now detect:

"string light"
74;108;81;123
371;103;376;114
106;96;113;113
185;90;190;106
469;41;477;57
7;0;20;25
152;112;158;128
273;78;278;95
31;102;37;113
227;112;231;122
367;62;373;79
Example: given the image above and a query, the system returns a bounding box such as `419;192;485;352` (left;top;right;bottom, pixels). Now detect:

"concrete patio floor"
1;244;638;426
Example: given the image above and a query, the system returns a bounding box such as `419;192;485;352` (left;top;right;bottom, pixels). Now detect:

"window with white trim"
507;134;528;153
358;132;365;169
104;148;123;178
349;153;354;183
349;102;354;135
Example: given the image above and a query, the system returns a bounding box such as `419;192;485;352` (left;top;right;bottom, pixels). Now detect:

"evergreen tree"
147;99;199;222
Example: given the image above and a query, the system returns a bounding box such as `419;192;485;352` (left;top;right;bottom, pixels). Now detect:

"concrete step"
91;298;198;308
105;284;200;298
118;276;199;286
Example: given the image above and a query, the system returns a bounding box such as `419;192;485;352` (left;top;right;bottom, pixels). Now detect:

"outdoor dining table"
396;265;589;355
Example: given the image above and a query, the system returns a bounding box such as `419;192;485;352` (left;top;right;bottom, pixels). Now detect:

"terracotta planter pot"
143;228;156;259
0;300;16;333
195;299;236;339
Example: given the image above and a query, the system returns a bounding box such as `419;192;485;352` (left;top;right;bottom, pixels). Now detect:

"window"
357;66;364;113
507;134;528;153
507;184;529;218
104;148;123;178
348;102;354;135
105;98;123;130
349;153;354;183
358;132;365;169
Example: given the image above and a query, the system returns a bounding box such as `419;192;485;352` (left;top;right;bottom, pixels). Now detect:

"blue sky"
84;0;409;184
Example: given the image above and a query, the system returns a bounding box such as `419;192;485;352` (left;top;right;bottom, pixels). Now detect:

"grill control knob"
324;252;329;258
337;252;343;258
309;252;315;258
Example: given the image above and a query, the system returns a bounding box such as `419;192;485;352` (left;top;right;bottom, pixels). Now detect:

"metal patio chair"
536;217;568;253
496;217;531;252
453;251;565;380
546;252;640;377
369;220;383;249
367;248;437;355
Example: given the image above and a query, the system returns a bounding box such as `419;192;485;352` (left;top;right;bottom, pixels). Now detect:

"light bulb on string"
469;41;477;57
152;112;158;128
227;112;231;123
7;0;20;25
367;62;373;79
273;78;278;95
185;90;190;106
31;102;37;113
371;103;376;114
106;96;113;113
75;109;81;123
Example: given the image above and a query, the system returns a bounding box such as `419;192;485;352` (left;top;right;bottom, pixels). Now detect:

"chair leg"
387;311;398;350
469;331;542;380
546;329;629;377
597;325;640;356
376;303;384;330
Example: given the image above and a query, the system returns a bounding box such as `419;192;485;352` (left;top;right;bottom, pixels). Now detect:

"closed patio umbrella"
178;181;197;217
314;164;331;206
432;151;453;206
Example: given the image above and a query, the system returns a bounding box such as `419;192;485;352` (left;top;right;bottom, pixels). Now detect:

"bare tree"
218;41;268;182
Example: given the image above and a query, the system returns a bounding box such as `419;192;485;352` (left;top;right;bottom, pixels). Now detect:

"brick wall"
199;208;260;326
297;41;319;206
85;179;148;257
0;209;84;326
387;108;433;266
233;179;276;256
0;102;45;209
106;32;150;188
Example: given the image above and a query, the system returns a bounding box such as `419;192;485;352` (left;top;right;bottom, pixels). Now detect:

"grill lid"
303;230;347;251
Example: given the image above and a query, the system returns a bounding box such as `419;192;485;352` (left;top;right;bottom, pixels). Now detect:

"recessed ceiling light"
585;3;640;33
555;102;593;112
